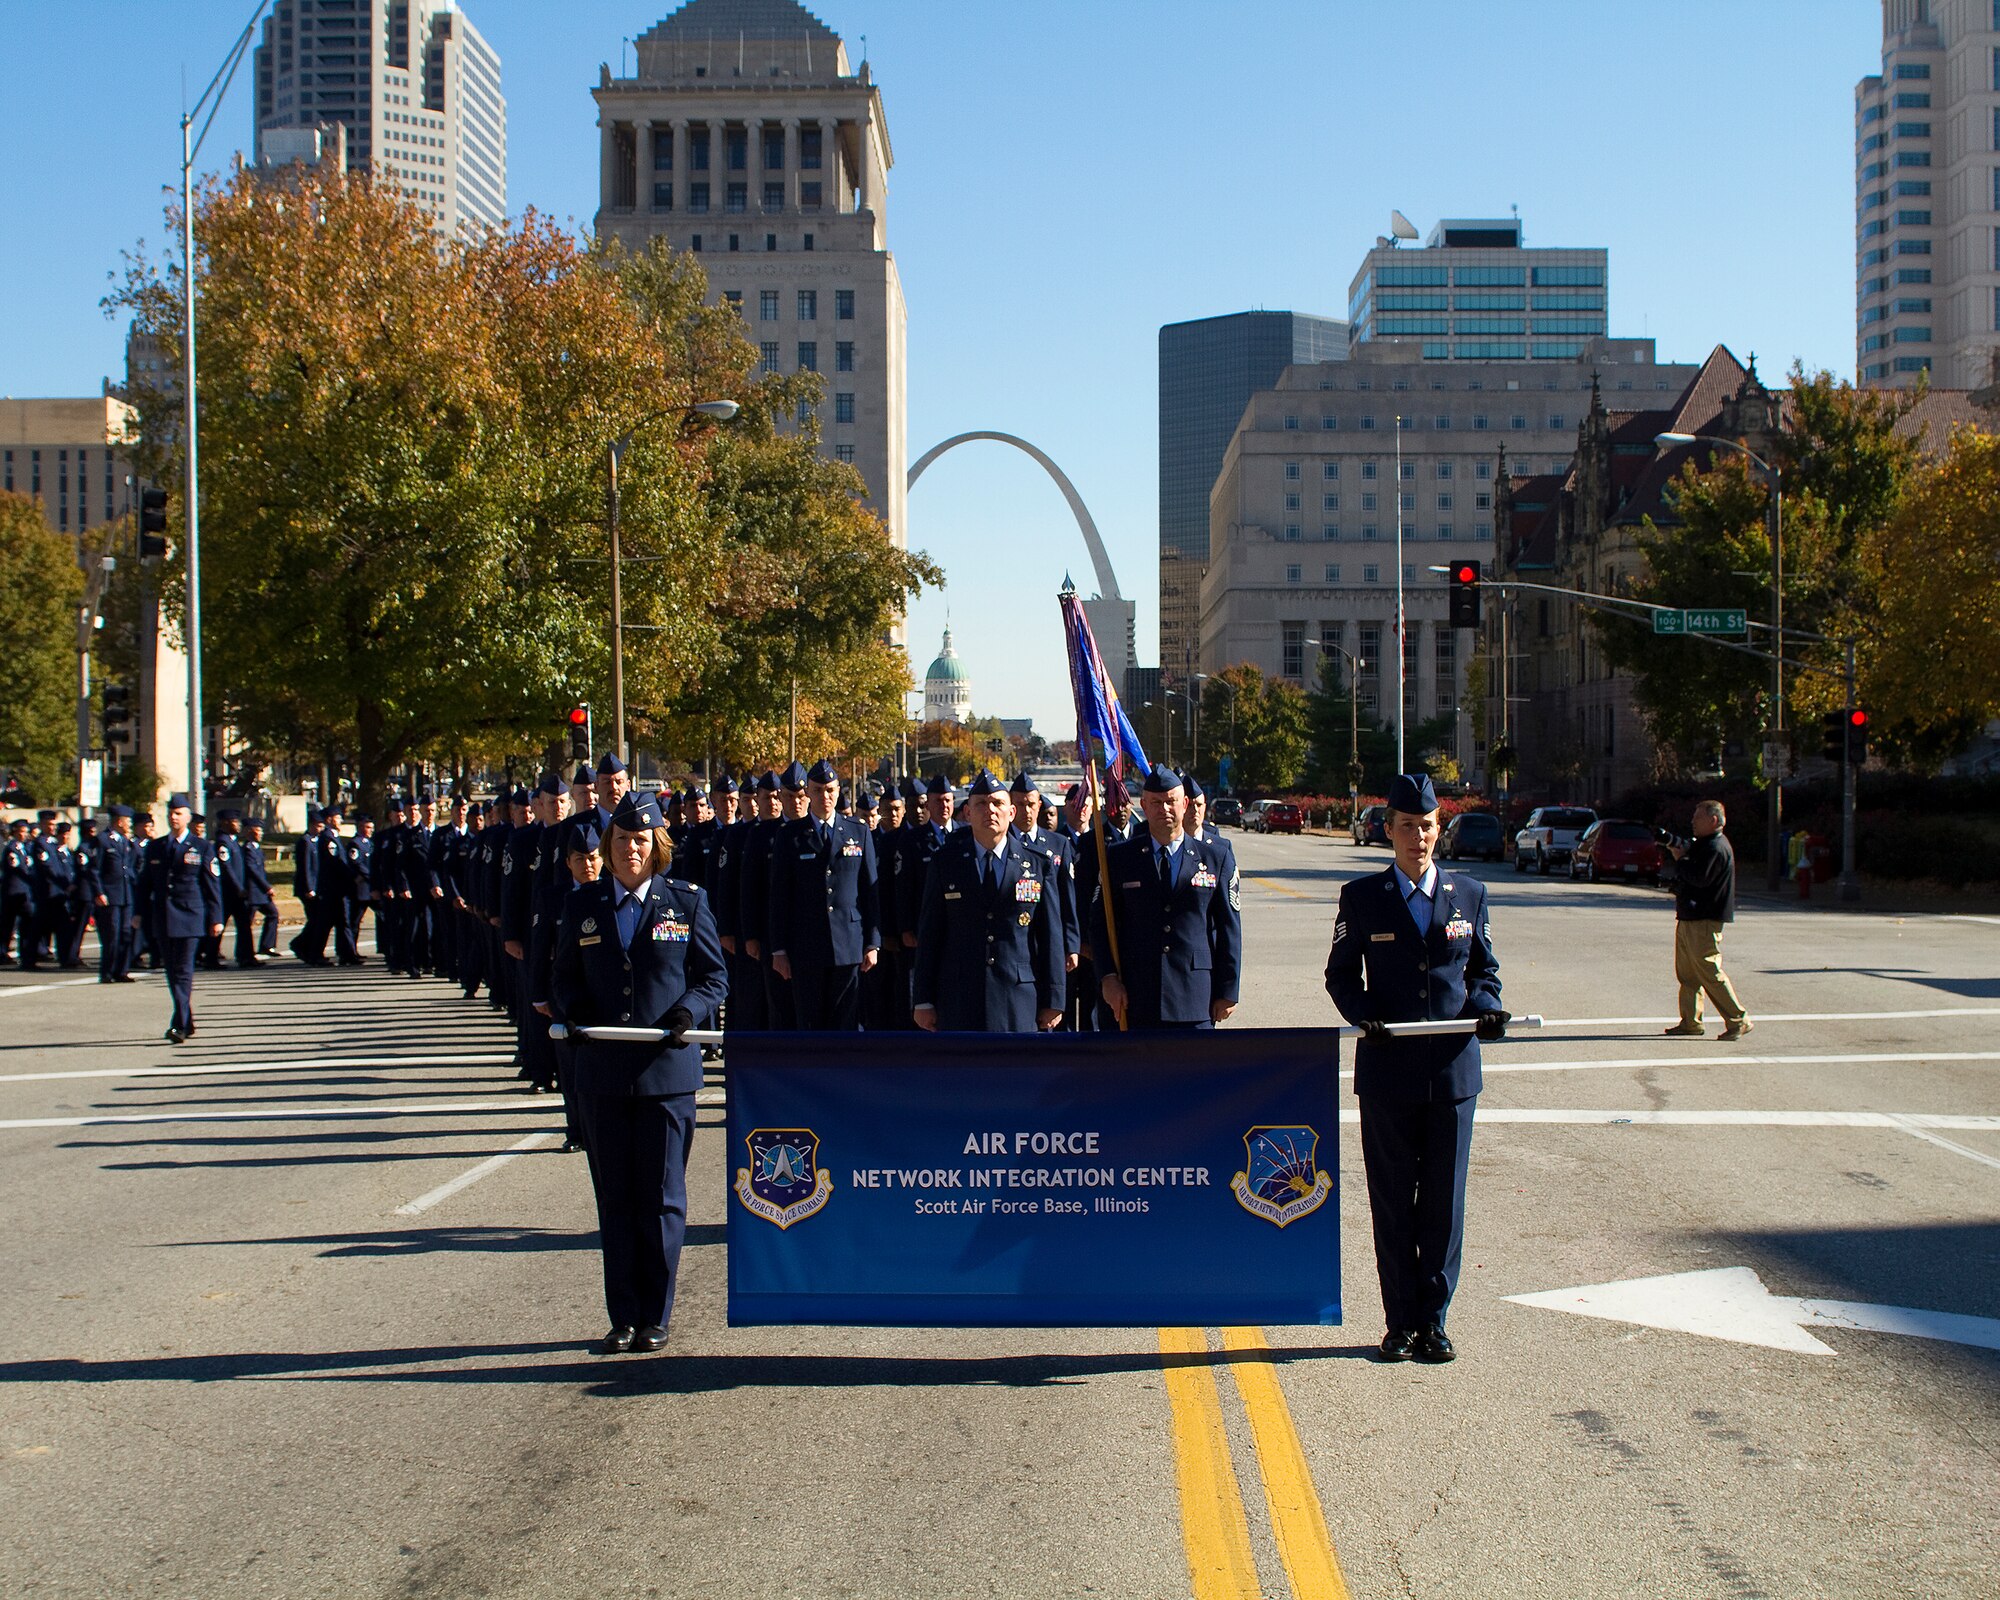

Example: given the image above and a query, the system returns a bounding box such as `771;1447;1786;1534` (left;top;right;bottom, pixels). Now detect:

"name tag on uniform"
1370;931;1396;943
943;890;962;901
578;934;603;947
798;852;816;861
1122;879;1143;889
1015;878;1042;903
1191;866;1217;889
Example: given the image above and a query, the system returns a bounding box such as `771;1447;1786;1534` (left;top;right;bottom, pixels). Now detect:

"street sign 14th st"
1654;608;1748;636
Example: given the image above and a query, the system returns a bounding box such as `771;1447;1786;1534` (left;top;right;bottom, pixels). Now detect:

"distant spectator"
1662;800;1750;1040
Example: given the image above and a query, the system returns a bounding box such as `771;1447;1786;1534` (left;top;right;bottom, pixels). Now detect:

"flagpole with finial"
1059;577;1127;1031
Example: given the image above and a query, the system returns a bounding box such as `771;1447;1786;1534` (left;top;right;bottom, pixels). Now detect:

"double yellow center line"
1159;1326;1352;1599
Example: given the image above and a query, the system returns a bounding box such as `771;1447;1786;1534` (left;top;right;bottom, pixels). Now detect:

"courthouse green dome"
926;628;968;685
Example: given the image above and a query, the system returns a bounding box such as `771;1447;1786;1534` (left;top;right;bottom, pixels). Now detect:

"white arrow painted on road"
1504;1266;2000;1356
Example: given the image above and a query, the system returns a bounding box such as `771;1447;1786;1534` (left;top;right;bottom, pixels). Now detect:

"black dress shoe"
1376;1328;1418;1362
559;1140;582;1154
1415;1326;1456;1364
598;1326;636;1354
633;1325;668;1353
163;1027;184;1045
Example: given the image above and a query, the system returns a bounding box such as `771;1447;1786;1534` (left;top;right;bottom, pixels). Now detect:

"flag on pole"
1058;581;1149;811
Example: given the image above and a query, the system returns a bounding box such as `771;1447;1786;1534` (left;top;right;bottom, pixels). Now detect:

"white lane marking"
0;978;107;999
1884;1113;2000;1174
1504;1266;2000;1356
1478;1050;2000;1075
1941;915;2000;927
395;1130;562;1215
0;1085;729;1131
1462;1108;2000;1130
0;1053;516;1085
1537;1007;2000;1027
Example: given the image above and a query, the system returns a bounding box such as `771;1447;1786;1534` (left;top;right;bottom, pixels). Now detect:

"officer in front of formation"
1092;765;1242;1031
2;817;37;966
146;793;223;1044
1324;772;1507;1366
551;790;727;1355
768;758;880;1030
912;769;1065;1032
83;805;140;982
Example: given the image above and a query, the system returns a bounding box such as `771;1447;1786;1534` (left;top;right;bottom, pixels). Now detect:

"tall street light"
606;398;739;763
1307;638;1368;822
179;0;269;819
1393;415;1407;773
1656;430;1785;891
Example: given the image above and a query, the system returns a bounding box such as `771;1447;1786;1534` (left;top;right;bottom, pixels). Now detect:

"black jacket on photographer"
1669;831;1735;923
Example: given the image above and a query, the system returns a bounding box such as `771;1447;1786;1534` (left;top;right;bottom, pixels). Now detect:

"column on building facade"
856;111;876;214
670;118;689;213
745;119;764;214
599;116;616;212
709;118;730;217
783;117;801;211
819;117;842;212
638;120;656;209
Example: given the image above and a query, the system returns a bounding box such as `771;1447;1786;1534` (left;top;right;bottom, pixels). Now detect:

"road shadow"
0;1337;1375;1391
159;1224;603;1257
1756;968;2000;1000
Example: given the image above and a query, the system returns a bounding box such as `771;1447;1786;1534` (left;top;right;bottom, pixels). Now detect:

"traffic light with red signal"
567;705;591;763
1448;559;1482;628
1821;707;1870;764
1846;707;1869;766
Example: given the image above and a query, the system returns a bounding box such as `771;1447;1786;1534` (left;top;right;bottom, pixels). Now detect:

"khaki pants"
1675;918;1746;1027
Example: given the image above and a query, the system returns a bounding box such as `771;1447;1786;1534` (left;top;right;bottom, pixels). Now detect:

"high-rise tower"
592;0;907;556
252;0;507;236
1854;1;2000;388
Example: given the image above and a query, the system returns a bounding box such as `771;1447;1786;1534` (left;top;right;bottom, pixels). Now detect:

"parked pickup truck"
1512;806;1599;875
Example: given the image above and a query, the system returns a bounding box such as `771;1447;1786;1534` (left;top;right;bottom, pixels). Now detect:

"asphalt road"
1;833;1995;1599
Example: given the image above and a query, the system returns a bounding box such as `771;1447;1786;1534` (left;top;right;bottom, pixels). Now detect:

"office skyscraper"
593;0;907;558
1854;0;2000;389
1157;311;1345;680
253;0;507;235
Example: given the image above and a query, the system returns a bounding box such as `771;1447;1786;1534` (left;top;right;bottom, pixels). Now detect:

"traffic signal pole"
1840;639;1859;904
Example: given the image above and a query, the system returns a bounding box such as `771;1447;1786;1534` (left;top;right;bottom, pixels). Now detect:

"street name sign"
1655;608;1747;635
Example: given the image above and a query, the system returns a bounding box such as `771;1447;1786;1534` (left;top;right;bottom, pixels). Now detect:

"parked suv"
1209;797;1244;829
1350;804;1388;846
1513;806;1598;874
1261;800;1304;835
1569;819;1668;884
1441;810;1505;861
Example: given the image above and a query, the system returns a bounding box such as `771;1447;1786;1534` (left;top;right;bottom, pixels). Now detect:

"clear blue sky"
0;1;1872;738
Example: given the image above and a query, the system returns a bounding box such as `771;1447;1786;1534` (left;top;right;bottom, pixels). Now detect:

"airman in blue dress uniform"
551;790;727;1355
911;769;1065;1032
768;758;880;1031
1324;772;1508;1365
1008;771;1080;988
1091;765;1242;1031
241;819;280;958
146;793;223;1043
83;806;139;982
2;817;38;967
34;821;80;969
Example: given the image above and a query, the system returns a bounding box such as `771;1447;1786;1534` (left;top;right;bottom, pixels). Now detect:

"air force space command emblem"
734;1128;834;1230
1230;1126;1332;1228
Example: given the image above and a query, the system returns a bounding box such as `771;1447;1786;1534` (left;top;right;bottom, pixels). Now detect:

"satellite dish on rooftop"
1389;210;1419;241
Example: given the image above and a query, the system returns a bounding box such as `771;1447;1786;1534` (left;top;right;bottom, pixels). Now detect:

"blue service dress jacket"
241;838;274;909
1090;831;1243;1025
768;813;880;967
551;875;729;1098
1323;865;1502;1102
1013;825;1081;960
83;832;137;907
146;833;223;938
911;830;1065;1031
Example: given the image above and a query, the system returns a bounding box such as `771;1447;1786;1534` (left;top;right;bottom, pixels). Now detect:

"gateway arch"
906;432;1136;689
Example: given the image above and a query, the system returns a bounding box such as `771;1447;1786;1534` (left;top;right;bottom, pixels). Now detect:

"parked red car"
1568;819;1669;884
1260;801;1304;834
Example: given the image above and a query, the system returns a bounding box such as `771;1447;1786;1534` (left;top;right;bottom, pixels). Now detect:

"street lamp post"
1656;431;1784;892
178;0;269;819
1394;416;1406;773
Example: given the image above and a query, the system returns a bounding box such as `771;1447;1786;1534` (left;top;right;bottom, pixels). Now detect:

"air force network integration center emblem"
735;1128;834;1230
1230;1125;1332;1228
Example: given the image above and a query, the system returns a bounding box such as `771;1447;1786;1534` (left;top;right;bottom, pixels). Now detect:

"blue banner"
724;1029;1340;1327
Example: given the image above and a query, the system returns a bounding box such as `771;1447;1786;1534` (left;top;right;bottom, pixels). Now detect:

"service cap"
568;822;602;854
754;771;779;794
806;758;839;785
571;764;593;786
712;774;738;795
777;760;810;792
965;769;1004;797
534;770;563;797
166;792;193;811
109;804;134;819
610;791;664;831
1141;764;1183;795
925;773;955;798
1180;772;1205;801
595;751;627;776
854;789;877;814
1386;772;1439;815
1008;771;1039;796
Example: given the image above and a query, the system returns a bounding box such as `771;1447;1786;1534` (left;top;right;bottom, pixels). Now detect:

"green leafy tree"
1856;425;2000;766
0;493;84;802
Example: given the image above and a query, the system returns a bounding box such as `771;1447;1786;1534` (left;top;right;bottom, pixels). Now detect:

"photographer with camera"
1661;800;1751;1041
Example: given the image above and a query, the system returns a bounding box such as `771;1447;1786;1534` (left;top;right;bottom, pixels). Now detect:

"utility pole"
606;440;627;763
1840;638;1859;904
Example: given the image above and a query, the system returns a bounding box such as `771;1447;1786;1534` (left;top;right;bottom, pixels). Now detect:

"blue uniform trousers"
761;958;795;1030
793;961;861;1031
575;1090;696;1331
98;907;133;981
163;935;200;1033
1358;1093;1476;1333
724;950;766;1029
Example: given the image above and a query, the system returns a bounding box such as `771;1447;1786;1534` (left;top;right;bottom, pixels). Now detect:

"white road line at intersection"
0;1053;517;1085
1477;1049;2000;1075
0;977;109;999
0;1085;729;1131
395;1130;563;1215
1538;1007;2000;1027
